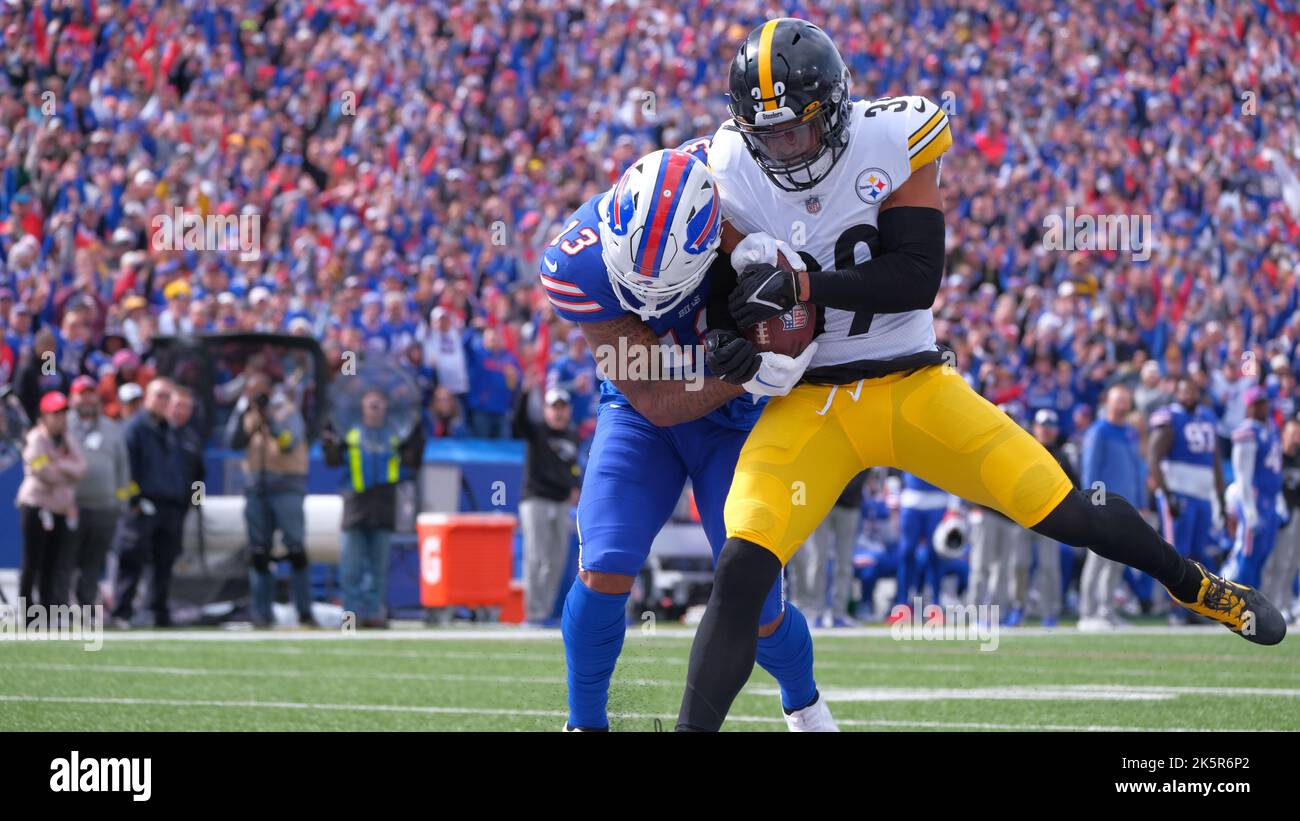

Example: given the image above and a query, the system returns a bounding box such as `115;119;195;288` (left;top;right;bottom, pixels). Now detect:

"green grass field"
1;625;1296;731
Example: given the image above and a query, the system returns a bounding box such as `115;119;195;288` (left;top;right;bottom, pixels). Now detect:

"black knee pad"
287;548;309;570
712;538;783;611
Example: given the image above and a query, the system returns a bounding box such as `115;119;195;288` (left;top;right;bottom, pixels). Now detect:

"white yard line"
31;641;985;672
5;624;1236;642
11;662;1300;702
754;683;1300;702
0;693;1273;732
1;661;665;688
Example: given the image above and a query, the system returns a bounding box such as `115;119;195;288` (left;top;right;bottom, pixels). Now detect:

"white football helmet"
598;148;721;320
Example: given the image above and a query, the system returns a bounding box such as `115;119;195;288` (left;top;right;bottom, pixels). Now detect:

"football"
742;251;815;357
744;300;816;357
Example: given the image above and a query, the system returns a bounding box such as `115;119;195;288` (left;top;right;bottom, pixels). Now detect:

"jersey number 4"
794;223;882;336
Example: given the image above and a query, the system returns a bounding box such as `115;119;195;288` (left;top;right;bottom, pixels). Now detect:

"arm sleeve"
804;207;945;314
704;252;739;333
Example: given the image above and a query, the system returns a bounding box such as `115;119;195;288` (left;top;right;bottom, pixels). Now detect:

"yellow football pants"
725;364;1074;564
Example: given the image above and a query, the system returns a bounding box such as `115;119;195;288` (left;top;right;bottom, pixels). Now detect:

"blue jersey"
1151;403;1217;467
902;473;941;492
1150;402;1218;500
1233;419;1284;502
539;148;759;431
900;472;947;510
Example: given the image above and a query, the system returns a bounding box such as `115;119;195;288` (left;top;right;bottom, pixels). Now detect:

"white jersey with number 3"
708;95;953;379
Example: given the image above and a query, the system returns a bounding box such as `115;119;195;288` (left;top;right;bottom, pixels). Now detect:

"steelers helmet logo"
855;168;893;205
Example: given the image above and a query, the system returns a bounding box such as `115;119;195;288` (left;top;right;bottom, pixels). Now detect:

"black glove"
704;329;760;386
728;263;798;328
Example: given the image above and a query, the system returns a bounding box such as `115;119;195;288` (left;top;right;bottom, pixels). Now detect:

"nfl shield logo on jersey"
855;168;892;205
804;195;821;214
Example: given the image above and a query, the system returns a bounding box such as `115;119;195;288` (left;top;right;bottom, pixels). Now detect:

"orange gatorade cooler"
418;513;517;609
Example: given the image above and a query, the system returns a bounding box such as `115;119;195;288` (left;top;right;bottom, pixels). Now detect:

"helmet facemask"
600;225;713;320
733;70;851;192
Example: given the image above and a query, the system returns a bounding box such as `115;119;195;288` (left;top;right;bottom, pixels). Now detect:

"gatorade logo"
422;535;443;585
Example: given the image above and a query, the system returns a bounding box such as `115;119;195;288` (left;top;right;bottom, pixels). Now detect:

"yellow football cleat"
1168;562;1286;645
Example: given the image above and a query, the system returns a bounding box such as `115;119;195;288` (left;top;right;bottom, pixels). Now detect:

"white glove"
743;342;819;398
731;231;806;275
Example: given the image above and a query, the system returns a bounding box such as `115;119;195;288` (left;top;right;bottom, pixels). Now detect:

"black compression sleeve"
804;206;945;314
704;250;739;332
676;538;781;731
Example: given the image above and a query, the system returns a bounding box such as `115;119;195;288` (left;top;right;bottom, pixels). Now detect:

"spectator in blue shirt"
1078;384;1147;630
547;329;598;433
464;324;521;439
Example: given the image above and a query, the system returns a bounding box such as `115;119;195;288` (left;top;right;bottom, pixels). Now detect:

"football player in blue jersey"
1224;387;1285;589
539;145;833;731
894;473;950;614
1148;378;1227;619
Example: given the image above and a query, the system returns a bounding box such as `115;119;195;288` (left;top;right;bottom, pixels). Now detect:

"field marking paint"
755;684;1300;702
2;661;669;689
0;694;1276;732
10;661;1300;703
13;624;1238;642
40;642;985;673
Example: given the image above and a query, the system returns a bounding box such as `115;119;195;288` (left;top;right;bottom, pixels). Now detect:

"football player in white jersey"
676;17;1286;731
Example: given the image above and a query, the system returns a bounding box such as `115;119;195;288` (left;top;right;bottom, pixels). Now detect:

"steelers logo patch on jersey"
855;168;892;205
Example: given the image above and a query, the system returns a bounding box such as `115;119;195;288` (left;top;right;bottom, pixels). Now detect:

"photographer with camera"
225;371;314;627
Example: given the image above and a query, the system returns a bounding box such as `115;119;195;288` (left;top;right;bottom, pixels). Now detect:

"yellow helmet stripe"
757;19;781;111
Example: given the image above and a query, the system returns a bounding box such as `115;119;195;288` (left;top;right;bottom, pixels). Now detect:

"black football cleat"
1168;562;1286;645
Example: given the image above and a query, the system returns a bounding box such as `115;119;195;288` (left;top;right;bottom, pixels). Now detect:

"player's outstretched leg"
561;573;632;731
677;537;784;731
1032;490;1286;645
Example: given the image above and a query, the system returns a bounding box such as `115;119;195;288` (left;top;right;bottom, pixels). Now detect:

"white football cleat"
784;692;839;732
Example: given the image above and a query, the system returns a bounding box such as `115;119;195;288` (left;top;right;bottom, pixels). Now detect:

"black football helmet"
728;18;852;192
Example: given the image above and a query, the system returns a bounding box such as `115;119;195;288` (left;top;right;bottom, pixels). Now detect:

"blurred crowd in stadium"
1;1;1298;625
